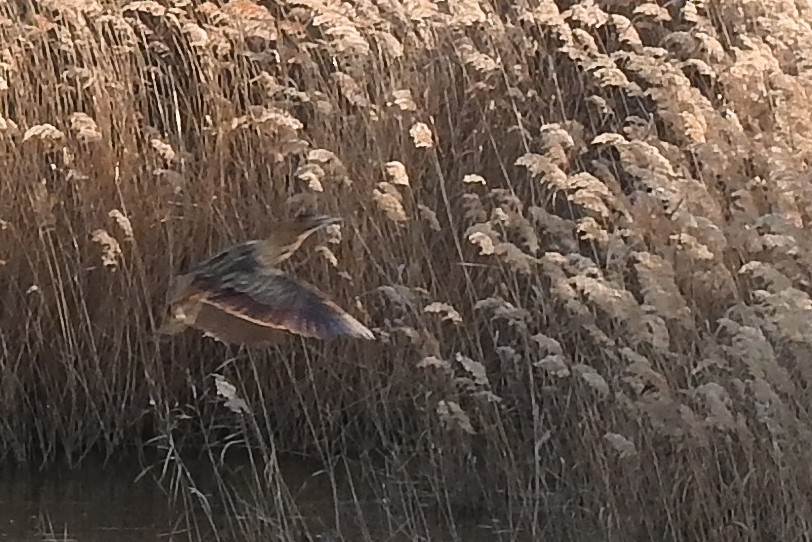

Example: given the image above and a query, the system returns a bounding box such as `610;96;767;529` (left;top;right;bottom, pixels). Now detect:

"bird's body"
158;214;374;346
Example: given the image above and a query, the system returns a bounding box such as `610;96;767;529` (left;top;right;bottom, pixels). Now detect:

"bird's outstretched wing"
183;267;374;341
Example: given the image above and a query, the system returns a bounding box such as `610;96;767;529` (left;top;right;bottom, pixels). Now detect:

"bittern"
157;214;375;346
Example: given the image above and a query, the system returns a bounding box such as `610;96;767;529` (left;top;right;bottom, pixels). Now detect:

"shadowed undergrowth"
2;0;812;540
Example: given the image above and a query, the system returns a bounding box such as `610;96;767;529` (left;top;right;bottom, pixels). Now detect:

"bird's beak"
304;214;342;232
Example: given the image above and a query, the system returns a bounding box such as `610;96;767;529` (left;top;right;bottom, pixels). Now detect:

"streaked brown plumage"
157;214;375;346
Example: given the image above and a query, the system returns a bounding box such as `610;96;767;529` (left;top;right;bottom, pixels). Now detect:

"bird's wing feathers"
194;268;374;340
187;241;262;279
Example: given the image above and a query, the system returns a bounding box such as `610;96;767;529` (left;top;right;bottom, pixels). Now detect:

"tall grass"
3;0;812;539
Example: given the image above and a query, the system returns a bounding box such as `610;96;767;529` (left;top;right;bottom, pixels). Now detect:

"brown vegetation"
2;0;812;540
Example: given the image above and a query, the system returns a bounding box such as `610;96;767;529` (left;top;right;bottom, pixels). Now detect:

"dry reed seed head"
515;152;564;181
721;321;796;396
633;3;672;23
220;0;277;44
738;261;793;292
332;72;371;107
311;11;372;58
562;0;609;28
307;149;353;186
376;284;430;312
214;374;250;415
436;399;476;435
570;273;640;315
448;0;489;27
631;251;693;320
401;0;441;21
324;223;342;245
467;229;497;256
307;148;341;166
250;72;285;99
22;124;65;150
530;333;563;356
108;209;134;242
122;1;168;18
534;354;570;378
409;121;434;148
62;67;99;93
490;206;510;226
620;347;670;391
0;116;19;136
603;432;638;459
751;287;812;343
612;15;644;47
417;355;454;375
374;29;405;59
641;310;670;350
68;112;102;144
693;382;737;432
150;138;176;164
376;182;405;204
416;204;441;231
456;38;500;73
388;89;417;112
181;22;209;48
567;172;618;221
489;188;525;214
220;0;273;20
540;122;577;153
295;162;326;192
454;353;489;388
462;174;486;186
572;364;610;398
230;107;307;161
423;302;463;324
384;161;410;186
670;232;715;261
372;189;408;222
315;245;338;267
461;193;488;223
90;228;122;270
576;217;609;245
474;296;531;328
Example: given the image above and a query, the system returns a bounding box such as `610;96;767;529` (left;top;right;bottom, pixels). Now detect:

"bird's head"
256;213;342;266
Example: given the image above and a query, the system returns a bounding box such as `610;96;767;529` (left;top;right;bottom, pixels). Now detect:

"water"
0;452;361;541
0;454;379;541
0;455;196;541
0;453;508;542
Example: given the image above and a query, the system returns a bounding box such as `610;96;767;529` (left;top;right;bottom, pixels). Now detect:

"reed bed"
2;0;812;540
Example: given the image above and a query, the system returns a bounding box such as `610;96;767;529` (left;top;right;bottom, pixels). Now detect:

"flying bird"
157;214;375;346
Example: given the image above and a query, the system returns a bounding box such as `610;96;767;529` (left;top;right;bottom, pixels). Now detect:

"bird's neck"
255;238;301;267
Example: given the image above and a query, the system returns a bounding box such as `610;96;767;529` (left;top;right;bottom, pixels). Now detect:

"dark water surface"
0;456;178;541
0;453;509;542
